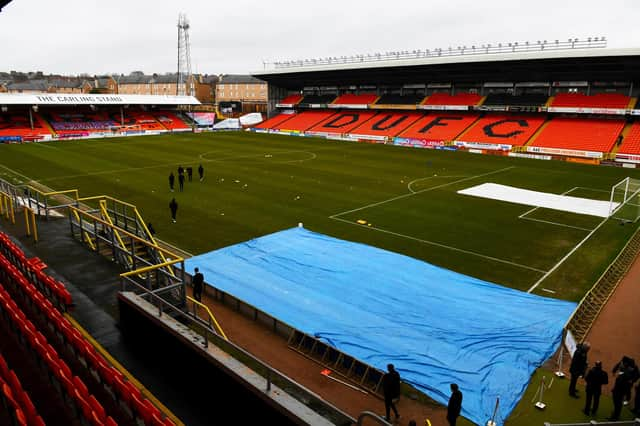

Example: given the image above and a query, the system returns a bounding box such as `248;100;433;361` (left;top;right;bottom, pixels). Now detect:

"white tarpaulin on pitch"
458;183;616;217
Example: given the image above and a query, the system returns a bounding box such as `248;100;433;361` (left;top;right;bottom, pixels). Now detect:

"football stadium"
2;3;640;426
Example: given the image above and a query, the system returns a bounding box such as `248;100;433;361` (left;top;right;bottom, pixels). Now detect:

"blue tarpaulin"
185;226;575;425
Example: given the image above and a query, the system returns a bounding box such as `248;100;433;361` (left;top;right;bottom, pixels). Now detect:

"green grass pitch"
1;131;639;301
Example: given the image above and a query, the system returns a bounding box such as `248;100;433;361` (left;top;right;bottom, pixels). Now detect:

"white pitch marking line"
407;176;467;194
541;288;556;293
0;164;36;183
331;216;546;274
527;215;609;293
331;166;516;219
520;216;593;232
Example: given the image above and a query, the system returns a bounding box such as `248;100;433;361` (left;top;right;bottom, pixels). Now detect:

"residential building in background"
216;74;267;114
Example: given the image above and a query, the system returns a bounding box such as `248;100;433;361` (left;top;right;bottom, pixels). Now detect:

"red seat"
104;416;118;426
72;376;89;398
14;408;28;426
87;394;106;423
163;417;177;426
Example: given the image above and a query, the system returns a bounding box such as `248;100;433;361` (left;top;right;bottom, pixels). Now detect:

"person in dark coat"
569;342;590;398
584;361;608;416
192;267;204;302
613;356;640;404
447;383;463;426
187;166;193;182
168;172;175;192
169;198;178;223
178;173;185;192
178;165;184;177
610;371;631;420
633;381;640;415
198;164;204;182
381;363;400;422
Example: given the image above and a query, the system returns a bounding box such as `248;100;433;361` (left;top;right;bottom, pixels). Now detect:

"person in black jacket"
584;361;608;416
569;342;590;398
447;383;463;426
381;364;400;422
192;267;204;302
169;198;178;223
168;172;175;192
610;371;631;421
613;356;640;404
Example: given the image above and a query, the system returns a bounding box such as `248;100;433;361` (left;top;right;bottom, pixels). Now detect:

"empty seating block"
399;113;479;141
374;94;426;105
551;93;631;109
350;112;422;137
277;94;304;105
424;93;482;106
618;122;640;155
458;115;545;146
308;110;377;134
332;94;378;105
151;111;190;130
276;110;337;132
530;117;624;152
0;111;53;140
253;113;296;129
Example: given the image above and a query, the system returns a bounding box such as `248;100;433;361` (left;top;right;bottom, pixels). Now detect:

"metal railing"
545;419;640;426
119;277;356;426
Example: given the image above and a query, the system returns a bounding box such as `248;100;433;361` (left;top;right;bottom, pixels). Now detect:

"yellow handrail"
71;209;97;251
99;199;132;265
132;206;173;276
120;258;184;278
186;296;229;341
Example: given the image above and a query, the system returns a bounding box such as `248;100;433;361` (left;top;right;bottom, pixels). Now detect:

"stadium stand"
0;110;53;141
0;231;174;426
275;110;337;132
125;110;169;131
150;111;190;130
457;114;546;146
617;121;640;155
374;94;426;106
350;111;422;137
331;93;379;105
423;92;483;106
253;112;296;129
298;94;337;106
482;93;549;107
277;94;304;105
530;117;626;152
550;93;631;109
43;109;117;136
398;113;480;142
0;351;44;426
308;110;377;134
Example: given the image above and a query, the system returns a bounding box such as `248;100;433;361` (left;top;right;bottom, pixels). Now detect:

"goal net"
609;177;640;222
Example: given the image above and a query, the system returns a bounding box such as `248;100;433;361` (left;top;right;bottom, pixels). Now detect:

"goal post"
609;177;640;222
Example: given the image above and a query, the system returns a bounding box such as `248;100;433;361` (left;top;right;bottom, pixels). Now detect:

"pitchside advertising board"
393;137;447;148
527;146;603;159
454;141;512;151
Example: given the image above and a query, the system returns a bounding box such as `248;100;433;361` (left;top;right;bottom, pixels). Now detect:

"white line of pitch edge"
330;216;546;274
527;215;610;293
331;166;516;218
519;216;593;232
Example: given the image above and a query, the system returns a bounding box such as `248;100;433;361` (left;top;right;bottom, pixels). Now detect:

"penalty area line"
330;216;546;274
331;166;516;219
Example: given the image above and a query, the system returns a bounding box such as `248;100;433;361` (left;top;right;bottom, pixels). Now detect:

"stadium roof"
0;93;200;105
219;74;265;84
253;47;640;89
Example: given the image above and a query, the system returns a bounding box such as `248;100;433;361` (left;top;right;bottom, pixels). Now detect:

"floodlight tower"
176;13;193;96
